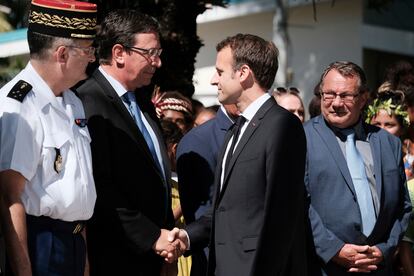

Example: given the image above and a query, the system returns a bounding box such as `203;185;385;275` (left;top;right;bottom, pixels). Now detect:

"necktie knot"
235;115;246;128
123;91;136;104
346;132;355;143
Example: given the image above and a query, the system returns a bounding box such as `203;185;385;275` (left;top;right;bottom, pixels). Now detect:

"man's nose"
332;96;344;106
152;56;162;68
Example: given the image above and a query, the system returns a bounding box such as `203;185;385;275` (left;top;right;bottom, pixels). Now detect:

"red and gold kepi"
28;0;97;39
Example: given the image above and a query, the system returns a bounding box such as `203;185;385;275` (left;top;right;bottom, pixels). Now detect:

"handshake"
152;227;189;263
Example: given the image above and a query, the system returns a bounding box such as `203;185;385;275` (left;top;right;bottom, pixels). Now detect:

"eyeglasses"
320;91;360;103
66;45;96;56
124;45;163;58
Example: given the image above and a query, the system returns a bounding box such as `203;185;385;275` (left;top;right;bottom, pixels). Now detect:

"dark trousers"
5;215;86;276
0;232;4;276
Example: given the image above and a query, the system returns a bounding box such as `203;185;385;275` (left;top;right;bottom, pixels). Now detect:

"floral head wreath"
365;90;410;127
152;86;193;119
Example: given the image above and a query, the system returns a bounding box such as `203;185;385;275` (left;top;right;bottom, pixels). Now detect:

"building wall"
289;0;362;106
194;0;363;109
194;11;274;106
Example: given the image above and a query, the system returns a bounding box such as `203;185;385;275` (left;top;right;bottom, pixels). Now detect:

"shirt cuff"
181;229;191;250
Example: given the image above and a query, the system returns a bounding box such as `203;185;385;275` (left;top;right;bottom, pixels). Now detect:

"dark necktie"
122;92;162;174
224;115;246;175
344;130;376;236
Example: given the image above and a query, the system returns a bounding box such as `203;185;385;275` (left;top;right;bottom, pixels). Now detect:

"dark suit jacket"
177;108;233;224
304;115;412;276
75;69;174;276
176;108;232;276
186;97;309;276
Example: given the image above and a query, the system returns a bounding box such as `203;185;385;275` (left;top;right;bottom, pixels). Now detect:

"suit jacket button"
354;224;361;231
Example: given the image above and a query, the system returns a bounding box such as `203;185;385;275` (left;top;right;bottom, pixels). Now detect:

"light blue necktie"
345;130;376;236
123;92;162;173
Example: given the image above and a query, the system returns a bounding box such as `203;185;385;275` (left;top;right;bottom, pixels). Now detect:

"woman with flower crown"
365;85;414;276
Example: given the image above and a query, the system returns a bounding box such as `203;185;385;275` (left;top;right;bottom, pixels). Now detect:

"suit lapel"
92;70;161;174
367;129;383;197
219;98;274;200
93;70;138;136
314;116;357;196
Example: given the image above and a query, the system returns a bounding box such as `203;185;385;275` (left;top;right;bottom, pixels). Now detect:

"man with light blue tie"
304;61;412;275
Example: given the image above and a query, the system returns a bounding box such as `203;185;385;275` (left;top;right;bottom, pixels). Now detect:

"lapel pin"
75;118;88;127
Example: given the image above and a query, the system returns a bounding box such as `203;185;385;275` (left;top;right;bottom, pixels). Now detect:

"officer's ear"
56;45;70;64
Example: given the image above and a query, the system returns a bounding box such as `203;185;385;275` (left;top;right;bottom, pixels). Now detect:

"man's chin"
329;119;353;129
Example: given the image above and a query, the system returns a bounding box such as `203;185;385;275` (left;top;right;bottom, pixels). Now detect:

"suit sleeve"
176;134;215;223
307;197;345;263
376;138;412;263
184;208;212;251
252;114;309;275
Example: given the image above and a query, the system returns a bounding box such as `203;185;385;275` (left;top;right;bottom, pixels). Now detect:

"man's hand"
332;243;380;273
153;229;186;263
157;228;190;263
167;227;189;249
349;246;383;273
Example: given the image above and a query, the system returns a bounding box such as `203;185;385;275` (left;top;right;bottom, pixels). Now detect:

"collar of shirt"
329;118;367;142
220;105;235;124
26;62;72;113
99;66;128;98
240;93;271;122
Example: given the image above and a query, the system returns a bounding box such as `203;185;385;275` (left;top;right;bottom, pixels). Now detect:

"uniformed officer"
0;1;97;275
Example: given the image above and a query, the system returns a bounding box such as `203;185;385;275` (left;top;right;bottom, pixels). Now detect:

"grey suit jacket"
304;115;411;275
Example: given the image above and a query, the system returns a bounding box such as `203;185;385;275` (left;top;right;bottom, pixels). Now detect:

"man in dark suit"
304;61;412;275
168;33;308;276
75;10;180;276
176;104;237;275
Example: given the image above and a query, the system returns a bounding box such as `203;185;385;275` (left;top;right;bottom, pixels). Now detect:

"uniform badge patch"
75;119;88;127
7;80;32;102
54;148;63;173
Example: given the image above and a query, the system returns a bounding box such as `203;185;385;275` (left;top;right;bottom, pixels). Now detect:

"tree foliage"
89;0;228;98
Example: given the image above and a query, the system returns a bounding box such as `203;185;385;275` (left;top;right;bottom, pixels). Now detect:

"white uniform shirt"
0;62;96;221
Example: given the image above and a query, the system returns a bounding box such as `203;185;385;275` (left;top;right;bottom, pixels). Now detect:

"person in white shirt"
0;1;97;275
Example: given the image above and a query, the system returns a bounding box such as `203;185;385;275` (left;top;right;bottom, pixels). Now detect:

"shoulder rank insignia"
7;80;32;102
